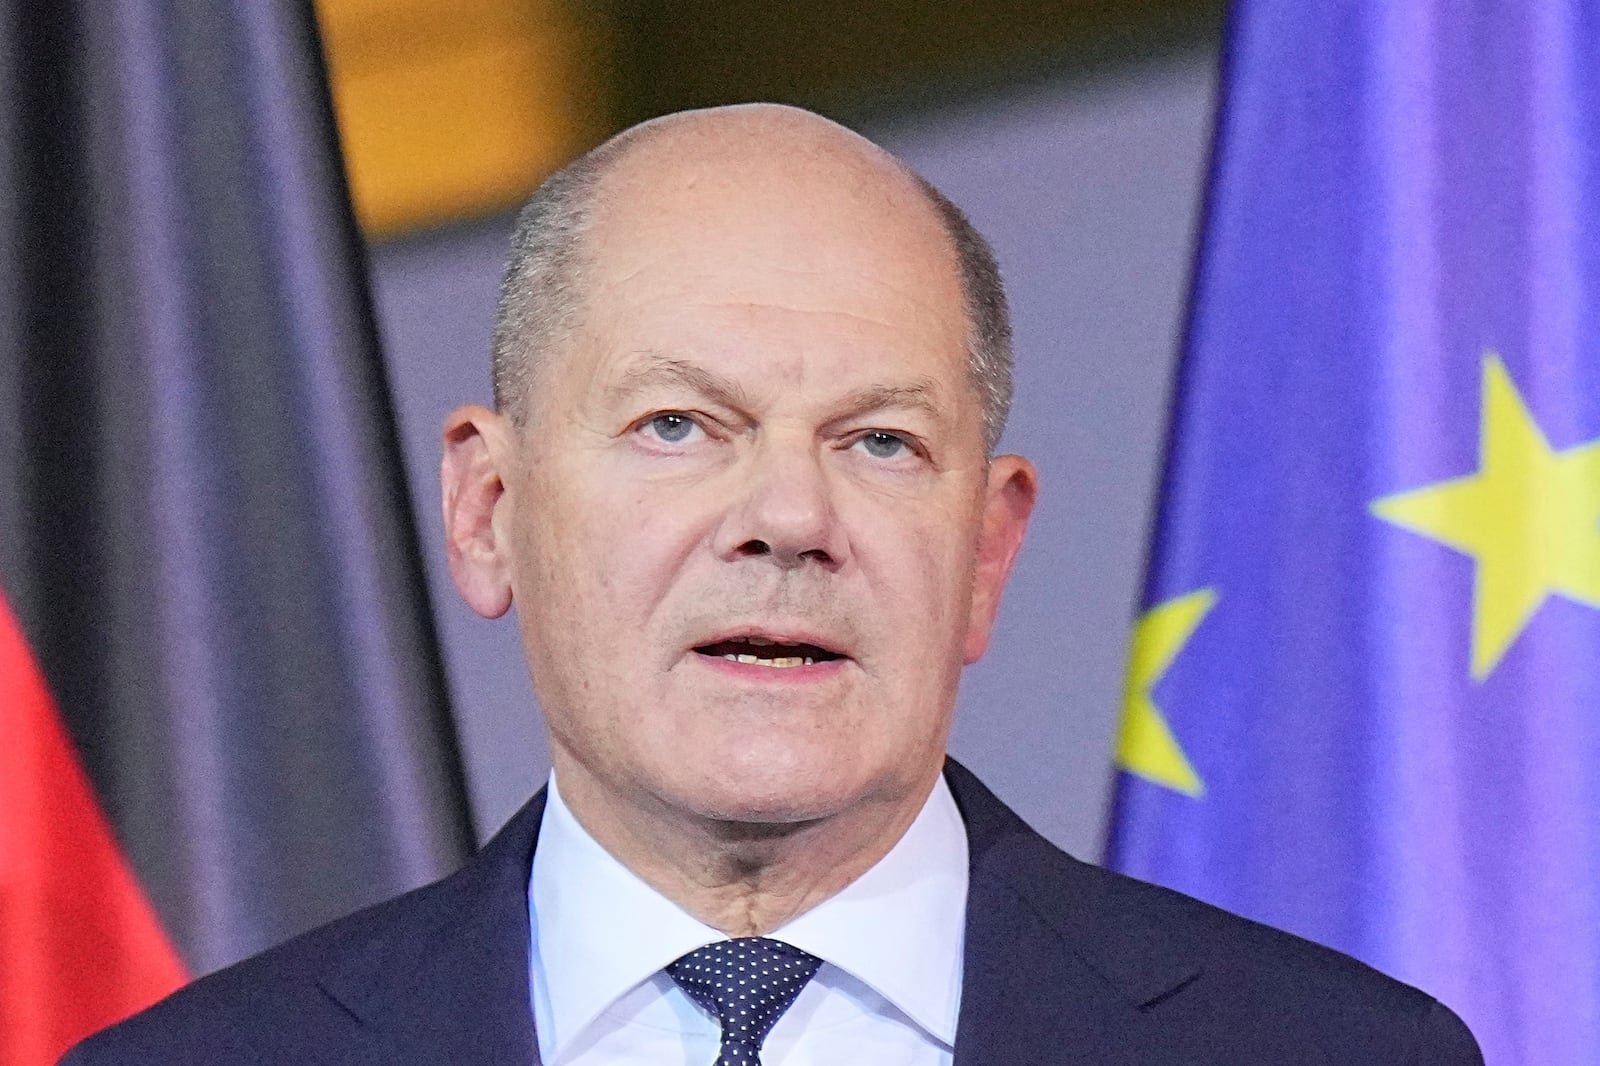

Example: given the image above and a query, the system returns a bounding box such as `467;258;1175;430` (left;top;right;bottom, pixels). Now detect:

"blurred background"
14;5;1593;1061
317;0;1224;855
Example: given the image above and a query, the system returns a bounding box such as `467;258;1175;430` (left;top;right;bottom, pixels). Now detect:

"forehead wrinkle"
603;261;950;328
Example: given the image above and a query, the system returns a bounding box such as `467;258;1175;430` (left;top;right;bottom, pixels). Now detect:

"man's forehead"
528;105;979;438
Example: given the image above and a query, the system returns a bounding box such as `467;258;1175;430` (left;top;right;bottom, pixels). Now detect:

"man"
65;104;1481;1064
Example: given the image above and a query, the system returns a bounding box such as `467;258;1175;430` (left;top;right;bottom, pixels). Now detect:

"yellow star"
1116;588;1216;797
1371;354;1600;680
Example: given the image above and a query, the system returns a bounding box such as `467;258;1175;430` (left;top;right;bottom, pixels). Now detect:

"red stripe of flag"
0;589;188;1065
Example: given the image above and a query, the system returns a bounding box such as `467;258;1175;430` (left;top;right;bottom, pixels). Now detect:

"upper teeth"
725;653;814;668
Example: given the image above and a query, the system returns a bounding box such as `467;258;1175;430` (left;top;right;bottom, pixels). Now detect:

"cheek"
856;499;980;661
525;477;711;643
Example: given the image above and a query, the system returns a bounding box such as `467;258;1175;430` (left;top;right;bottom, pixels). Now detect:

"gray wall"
369;49;1216;859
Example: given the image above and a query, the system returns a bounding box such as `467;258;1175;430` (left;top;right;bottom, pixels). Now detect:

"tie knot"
666;938;823;1059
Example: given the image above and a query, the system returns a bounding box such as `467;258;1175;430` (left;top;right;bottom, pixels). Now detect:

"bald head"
490;104;1013;453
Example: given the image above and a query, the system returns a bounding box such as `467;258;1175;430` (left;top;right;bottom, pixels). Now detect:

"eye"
854;431;913;460
640;412;704;445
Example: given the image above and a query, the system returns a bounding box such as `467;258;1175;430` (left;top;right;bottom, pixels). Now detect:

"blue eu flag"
1108;4;1600;1063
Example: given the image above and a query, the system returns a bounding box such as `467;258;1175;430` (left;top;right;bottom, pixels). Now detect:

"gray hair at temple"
488;122;1015;456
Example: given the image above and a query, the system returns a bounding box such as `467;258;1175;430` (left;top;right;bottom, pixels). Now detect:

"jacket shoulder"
945;760;1482;1063
61;789;547;1066
60;873;463;1065
1081;861;1481;1061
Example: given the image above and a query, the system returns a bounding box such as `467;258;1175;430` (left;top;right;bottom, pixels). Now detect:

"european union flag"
1107;4;1600;1063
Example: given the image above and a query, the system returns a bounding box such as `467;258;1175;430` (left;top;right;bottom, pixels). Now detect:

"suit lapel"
316;790;550;1065
946;761;1201;1064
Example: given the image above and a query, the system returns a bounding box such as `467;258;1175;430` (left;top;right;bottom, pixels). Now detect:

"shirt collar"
768;773;968;1044
528;772;968;1059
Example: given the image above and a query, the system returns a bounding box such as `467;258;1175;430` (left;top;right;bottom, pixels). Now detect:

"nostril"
739;539;772;557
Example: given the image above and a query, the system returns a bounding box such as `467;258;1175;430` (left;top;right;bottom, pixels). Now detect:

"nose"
713;435;847;571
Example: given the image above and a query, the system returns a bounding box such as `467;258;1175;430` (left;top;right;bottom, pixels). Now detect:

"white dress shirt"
528;773;969;1065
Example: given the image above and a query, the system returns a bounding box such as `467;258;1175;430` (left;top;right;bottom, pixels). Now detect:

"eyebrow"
825;381;944;425
605;356;753;411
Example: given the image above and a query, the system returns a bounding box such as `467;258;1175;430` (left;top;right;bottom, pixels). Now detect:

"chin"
660;742;895;827
686;775;846;826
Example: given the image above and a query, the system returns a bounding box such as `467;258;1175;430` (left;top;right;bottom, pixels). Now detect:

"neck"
551;760;938;936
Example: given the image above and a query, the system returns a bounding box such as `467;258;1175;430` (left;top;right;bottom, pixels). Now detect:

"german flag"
0;2;473;1061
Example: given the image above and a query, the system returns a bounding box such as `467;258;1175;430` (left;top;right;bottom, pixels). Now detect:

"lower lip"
690;652;849;683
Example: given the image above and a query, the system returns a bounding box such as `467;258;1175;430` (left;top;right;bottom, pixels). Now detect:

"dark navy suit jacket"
65;760;1482;1064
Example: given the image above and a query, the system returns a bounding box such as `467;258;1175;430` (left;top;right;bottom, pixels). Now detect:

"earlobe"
963;455;1038;664
441;405;517;619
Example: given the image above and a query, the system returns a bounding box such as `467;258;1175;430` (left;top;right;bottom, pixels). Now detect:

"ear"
963;454;1038;664
441;404;518;619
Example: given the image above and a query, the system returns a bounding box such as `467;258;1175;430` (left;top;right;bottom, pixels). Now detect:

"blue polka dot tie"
666;937;823;1065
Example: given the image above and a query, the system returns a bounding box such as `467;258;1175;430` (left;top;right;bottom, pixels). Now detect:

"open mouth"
693;635;845;669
